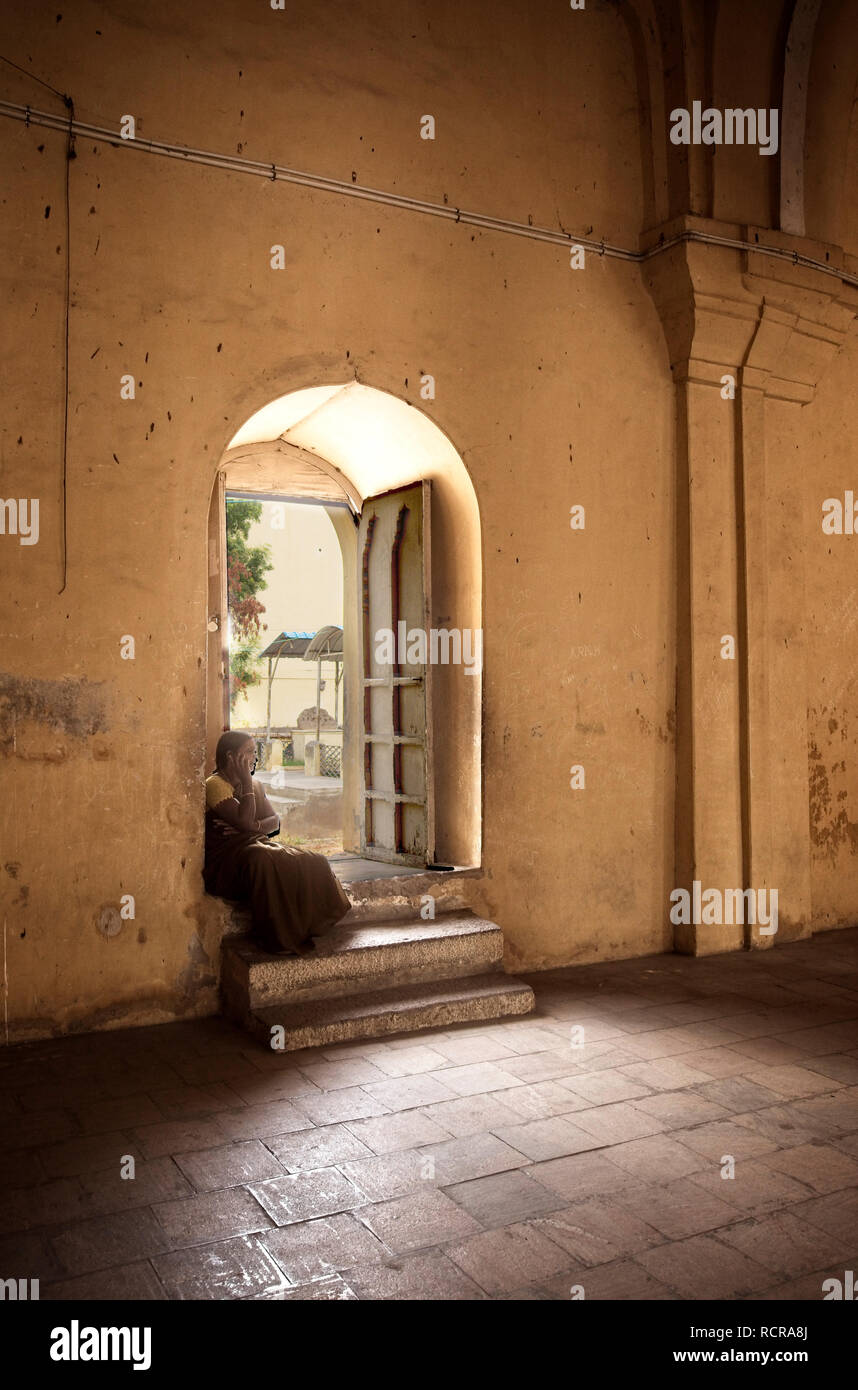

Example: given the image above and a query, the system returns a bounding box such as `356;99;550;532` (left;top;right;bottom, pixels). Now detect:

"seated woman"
203;731;351;955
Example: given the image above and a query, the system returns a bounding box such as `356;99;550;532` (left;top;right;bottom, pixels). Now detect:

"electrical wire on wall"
0;77;856;601
1;97;856;290
0;61;75;594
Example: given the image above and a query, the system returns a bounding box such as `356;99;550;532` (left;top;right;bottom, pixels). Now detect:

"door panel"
206;471;229;770
358;481;433;866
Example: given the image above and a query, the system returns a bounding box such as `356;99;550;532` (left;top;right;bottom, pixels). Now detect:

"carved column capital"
643;215;858;403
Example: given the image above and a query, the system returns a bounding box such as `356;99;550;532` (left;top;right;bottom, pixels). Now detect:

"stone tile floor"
2;928;858;1300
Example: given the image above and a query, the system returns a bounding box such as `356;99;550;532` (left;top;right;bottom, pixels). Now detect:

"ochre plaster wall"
783;333;858;930
0;0;679;1036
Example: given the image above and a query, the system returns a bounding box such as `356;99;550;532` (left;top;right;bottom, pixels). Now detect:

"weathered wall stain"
0;672;108;752
3;861;29;910
808;735;831;838
635;707;675;744
176;930;217;1002
808;722;858;866
95;905;122;939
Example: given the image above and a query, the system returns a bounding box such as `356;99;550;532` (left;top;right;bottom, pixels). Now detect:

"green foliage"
227;500;273;599
226;499;274;710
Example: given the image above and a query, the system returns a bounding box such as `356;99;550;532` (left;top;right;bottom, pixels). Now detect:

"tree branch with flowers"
226;499;274;711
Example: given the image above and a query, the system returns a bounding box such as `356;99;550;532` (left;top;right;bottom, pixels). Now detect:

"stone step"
221;867;475;939
221;911;503;1013
221;864;478;938
334;867;477;924
248;973;536;1051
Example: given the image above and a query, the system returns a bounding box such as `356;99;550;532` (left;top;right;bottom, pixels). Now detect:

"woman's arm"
253;781;278;818
208;746;259;832
210;796;279;836
253;781;280;835
208;796;255;832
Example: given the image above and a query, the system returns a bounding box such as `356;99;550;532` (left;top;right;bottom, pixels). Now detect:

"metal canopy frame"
257;627;344;768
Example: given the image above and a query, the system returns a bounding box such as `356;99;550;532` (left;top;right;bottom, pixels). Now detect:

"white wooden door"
358;481;434;866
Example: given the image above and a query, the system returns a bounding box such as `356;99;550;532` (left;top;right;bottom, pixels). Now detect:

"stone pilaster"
644;216;858;952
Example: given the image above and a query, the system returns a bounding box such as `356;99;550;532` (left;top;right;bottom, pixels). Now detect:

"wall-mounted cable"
2;99;857;292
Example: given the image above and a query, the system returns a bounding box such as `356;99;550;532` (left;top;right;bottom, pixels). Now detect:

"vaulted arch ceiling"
618;0;858;256
803;0;858;248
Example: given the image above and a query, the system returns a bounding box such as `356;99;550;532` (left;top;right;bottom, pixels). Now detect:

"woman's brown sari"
203;775;351;954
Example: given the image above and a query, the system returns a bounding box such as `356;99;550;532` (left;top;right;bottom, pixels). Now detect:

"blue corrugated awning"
258;631;316;658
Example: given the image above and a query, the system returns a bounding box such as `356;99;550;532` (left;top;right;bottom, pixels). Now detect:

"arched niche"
206;382;482;869
803;0;858;250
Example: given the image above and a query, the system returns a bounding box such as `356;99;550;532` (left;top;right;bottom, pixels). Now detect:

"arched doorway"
206;382;482;871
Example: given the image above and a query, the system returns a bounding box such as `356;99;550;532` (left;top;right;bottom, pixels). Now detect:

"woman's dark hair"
214;730;255;769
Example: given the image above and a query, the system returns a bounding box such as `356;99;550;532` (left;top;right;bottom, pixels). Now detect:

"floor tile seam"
37;1205;174;1284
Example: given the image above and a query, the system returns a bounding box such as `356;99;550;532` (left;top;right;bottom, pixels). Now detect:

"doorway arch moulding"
206;380;483;871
